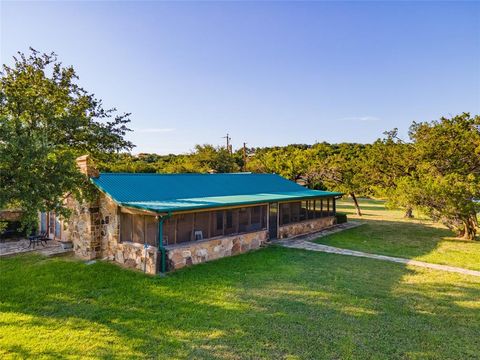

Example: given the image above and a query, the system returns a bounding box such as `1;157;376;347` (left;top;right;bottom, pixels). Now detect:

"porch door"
268;203;278;240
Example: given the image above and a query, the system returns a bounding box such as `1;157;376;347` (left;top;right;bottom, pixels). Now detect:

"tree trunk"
404;207;414;219
463;216;477;240
350;192;362;216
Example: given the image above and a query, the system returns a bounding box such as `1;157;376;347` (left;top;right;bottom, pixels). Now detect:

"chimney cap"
76;154;99;178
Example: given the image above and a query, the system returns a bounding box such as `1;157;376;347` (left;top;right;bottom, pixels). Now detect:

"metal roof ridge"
97;172;264;176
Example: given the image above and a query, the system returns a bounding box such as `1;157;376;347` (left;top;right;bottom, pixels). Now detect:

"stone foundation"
112;242;157;274
165;230;268;270
278;217;336;239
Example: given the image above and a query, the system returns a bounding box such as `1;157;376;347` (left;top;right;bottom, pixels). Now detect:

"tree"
247;145;311;182
403;113;480;239
0;49;134;229
363;130;417;218
306;143;368;216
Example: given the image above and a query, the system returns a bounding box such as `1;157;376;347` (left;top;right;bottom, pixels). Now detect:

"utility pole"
242;142;247;172
222;133;232;154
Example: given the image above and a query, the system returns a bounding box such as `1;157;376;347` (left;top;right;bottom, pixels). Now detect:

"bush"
336;213;348;224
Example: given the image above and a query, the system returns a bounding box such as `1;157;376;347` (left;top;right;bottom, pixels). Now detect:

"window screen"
280;203;291;225
225;210;237;235
251;206;263;230
300;201;308;221
194;212;210;239
176;213;194;243
163;218;176;245
120;213;133;242
145;216;158;246
238;208;250;232
132;215;145;244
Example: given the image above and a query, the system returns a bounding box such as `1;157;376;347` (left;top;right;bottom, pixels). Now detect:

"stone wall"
64;196;101;260
278;216;336;239
110;241;157;274
65;192;158;274
166;230;268;271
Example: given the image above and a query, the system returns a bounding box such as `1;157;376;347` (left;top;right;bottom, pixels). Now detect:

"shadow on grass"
1;246;479;359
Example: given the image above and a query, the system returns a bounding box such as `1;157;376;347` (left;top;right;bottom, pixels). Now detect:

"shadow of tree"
1;246;479;359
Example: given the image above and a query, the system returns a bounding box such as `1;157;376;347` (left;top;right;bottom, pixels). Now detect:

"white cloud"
339;116;380;122
135;128;175;133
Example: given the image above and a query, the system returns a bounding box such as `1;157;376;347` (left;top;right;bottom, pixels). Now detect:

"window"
55;217;62;239
40;213;47;233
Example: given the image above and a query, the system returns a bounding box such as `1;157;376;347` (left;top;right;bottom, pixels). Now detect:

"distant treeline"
99;113;480;240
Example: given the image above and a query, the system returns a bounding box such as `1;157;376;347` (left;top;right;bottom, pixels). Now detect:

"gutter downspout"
157;212;172;274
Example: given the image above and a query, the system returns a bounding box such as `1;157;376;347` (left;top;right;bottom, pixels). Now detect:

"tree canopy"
0;49;133;228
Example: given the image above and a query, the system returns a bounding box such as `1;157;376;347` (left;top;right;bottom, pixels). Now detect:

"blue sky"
2;1;479;154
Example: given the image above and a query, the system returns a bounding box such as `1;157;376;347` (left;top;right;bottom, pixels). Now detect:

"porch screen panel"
132;215;145;244
238;208;250;232
163;218;176;245
177;213;194;243
212;211;224;237
280;203;291;225
308;201;315;220
194;212;210;240
251;206;265;230
290;202;301;222
145;216;158;246
120;213;133;242
224;209;239;235
300;201;308;221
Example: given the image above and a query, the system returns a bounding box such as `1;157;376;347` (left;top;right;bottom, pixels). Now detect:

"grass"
1;245;480;359
315;198;480;271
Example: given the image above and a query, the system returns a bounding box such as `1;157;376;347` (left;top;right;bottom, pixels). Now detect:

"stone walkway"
0;239;72;258
274;224;480;277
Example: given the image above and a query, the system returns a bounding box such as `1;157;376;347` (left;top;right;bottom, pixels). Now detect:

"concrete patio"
0;238;72;258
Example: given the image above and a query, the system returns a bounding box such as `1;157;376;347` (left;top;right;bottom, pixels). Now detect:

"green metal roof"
91;173;342;213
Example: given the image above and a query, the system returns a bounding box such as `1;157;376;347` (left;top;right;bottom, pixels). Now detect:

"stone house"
40;156;343;274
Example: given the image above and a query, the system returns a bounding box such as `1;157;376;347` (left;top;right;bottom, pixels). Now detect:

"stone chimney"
76;155;99;178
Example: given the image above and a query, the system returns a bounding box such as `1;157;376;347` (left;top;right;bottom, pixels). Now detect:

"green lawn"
1;246;479;359
316;198;480;271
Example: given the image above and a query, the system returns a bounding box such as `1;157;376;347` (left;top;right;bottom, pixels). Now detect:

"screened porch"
120;204;268;247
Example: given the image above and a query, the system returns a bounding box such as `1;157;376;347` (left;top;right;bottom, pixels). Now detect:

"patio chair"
38;232;52;246
27;231;48;249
